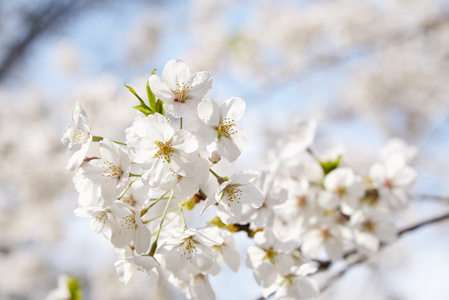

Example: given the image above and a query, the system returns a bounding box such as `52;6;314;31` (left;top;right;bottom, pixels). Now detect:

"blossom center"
173;82;191;103
103;161;124;179
320;226;330;239
362;220;374;232
265;248;276;264
297;196;307;207
154;140;174;163
217;118;236;138
180;237;198;260
120;213;137;231
222;185;243;206
335;186;346;195
70;129;90;145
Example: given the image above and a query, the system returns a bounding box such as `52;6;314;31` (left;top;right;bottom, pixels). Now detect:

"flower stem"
117;177;137;201
141;190;170;217
91;135;127;146
179;201;187;228
209;168;225;185
149;189;174;256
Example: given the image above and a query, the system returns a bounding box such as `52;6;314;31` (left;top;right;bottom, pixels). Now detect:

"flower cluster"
62;59;267;299
62;59;417;300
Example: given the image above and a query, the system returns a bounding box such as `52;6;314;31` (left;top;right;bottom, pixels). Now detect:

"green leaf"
126;82;154;116
319;156;342;175
156;99;165;115
67;276;83;300
133;105;153;116
147;79;157;112
124;83;145;106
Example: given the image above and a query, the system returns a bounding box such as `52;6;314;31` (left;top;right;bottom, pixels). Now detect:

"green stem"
144;206;178;224
151;212;181;236
117;177;137;201
209;168;225;185
149;189;174;256
141;190;170;217
91;135;127;146
179;201;187;228
180;117;183;130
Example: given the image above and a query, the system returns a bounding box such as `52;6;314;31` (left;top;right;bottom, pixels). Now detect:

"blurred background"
1;0;449;299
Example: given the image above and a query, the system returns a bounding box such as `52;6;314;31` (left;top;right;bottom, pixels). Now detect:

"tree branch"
320;210;449;293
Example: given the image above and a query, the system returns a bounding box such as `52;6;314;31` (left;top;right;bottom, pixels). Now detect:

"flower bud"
209;149;221;163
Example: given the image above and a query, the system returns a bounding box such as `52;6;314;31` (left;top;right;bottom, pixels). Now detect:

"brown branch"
319;210;449;293
411;194;449;201
0;1;89;82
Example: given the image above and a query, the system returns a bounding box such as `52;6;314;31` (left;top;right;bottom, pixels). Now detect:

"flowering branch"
319;210;449;293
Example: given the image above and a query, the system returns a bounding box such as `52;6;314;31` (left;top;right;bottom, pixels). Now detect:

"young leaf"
147;80;157;112
133;105;153;116
67;275;83;300
124;83;145;106
320;156;342;175
156;99;165;115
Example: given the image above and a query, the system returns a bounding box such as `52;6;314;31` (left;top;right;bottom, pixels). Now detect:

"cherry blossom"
202;170;264;225
158;228;223;273
197;97;247;162
148;59;213;117
126;113;198;187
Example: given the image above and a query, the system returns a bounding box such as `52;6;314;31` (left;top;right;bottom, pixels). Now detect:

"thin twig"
320;211;449;292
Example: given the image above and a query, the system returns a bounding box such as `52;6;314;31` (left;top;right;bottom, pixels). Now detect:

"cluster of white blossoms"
62;59;417;300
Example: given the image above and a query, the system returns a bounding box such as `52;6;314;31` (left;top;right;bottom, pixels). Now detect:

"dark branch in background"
256;210;449;300
0;0;91;82
319;211;449;292
412;194;449;201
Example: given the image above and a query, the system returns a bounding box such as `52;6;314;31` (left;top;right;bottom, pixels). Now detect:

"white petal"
189;71;213;99
220;97;246;122
133;225;151;254
218;136;241;162
191;243;215;271
165;246;188;273
171;129;198;153
162;59;191;88
222;244;240;272
148;75;175;103
198;98;219;126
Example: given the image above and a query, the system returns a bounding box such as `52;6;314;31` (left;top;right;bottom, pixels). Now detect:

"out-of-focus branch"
0;1;91;82
319;210;449;293
412;194;449;201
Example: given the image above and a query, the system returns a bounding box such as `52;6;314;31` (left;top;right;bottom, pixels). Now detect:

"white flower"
109;202;152;254
240;170;287;228
189;273;215;300
246;228;297;288
369;154;417;209
350;209;397;255
114;247;164;285
278;178;318;232
158;228;223;273
126;113;198;188
81;139;130;204
148;59;213;117
197;97;247;162
318;167;365;214
61;102;94;171
74;206;111;233
262;264;320;300
301;220;346;261
208;228;240;275
202;170;264;225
